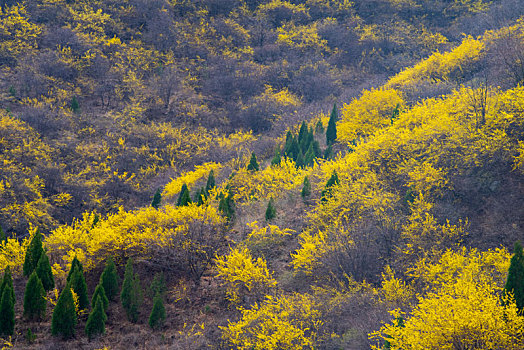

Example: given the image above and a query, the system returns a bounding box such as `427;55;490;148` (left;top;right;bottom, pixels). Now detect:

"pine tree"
290;138;300;161
150;272;166;298
120;258;134;316
151;188;162;209
0;226;6;244
296;150;305;168
148;295;166;330
205;170;215;194
321;171;339;203
195;187;206;206
100;257;119;301
177;184;192;207
0;284;14;337
326;103;338;146
36;250;54;291
85;295;107;340
23;229;43;277
505;242;524;311
23;271;46;321
315;119;324;134
265;197;276;221
66;256;83;282
70;266;89;310
247;152;259;172
301;176;311;198
298;121;308;146
218;191;235;222
0;266;15;305
304;143;315;167
51;285;77;339
91;284;109;311
121;258;143;323
312;140;321;158
271;148;281;166
284;131;294;156
71;96;79;113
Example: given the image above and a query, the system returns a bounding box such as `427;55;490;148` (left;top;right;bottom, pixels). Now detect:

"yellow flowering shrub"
230;158;308;203
371;248;518;350
215;247;277;303
338;88;404;143
221;293;322;350
163;162;222;200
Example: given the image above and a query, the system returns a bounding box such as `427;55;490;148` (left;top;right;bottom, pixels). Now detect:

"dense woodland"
0;0;524;348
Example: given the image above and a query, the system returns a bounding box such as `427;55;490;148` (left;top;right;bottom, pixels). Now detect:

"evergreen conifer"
321;171;339;202
247;152;259;171
51;285;77;339
0;284;14;337
150;272;166;298
85;295;107;340
0;266;15;305
66;256;83;282
315;120;324;134
205;170;215;194
23;229;43;277
36;251;54;291
505;242;524;311
0;226;6;244
148;295;166;330
304;143;315;167
23;271;46;320
298;121;308;146
271;149;281;166
121;258;143;323
265;197;276;221
218;191;235;222
177;184;192;207
323;144;333;159
100;258;119;301
71;96;79;113
326;103;338;145
301;176;311;198
91;284;109;311
151;188;162;209
70;266;89;310
296;150;305;168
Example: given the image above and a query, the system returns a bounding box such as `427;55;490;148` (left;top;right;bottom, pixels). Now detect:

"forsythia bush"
215;247;277;304
221;293;322;350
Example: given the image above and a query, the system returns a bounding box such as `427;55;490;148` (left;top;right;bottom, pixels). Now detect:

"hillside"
0;0;524;349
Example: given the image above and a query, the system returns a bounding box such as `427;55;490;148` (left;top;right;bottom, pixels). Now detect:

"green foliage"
326;103;338;146
0;226;5;244
150;272;166;298
36;250;54;291
271;149;281;166
219;190;235;222
70;96;79;113
321;171;339;202
85;295;107;340
315;120;324;134
70;266;89;310
298;121;308;147
0;266;15;306
26;328;35;343
304;143;315;167
301;176;311;198
265;197;277;221
0;284;15;337
51;285;77;339
505;242;524;311
177;184;192;207
100;258;119;301
205;170;216;194
194;187;206;206
91;284;109;311
23;229;43;277
121;258;143;323
151;188;162;209
247;152;259;172
66;256;83;282
23;271;46;321
148;295;166;330
296;150;305;168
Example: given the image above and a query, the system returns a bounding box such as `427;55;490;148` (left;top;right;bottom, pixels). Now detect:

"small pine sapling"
23;272;46;321
85;295;107;340
151;188;162;209
148;295;166;330
100;257;119;301
301;176;311;198
265;197;276;221
0;284;15;336
51;285;77;339
23;229;43;277
247;152;259;172
91;284;109;311
36;251;54;291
